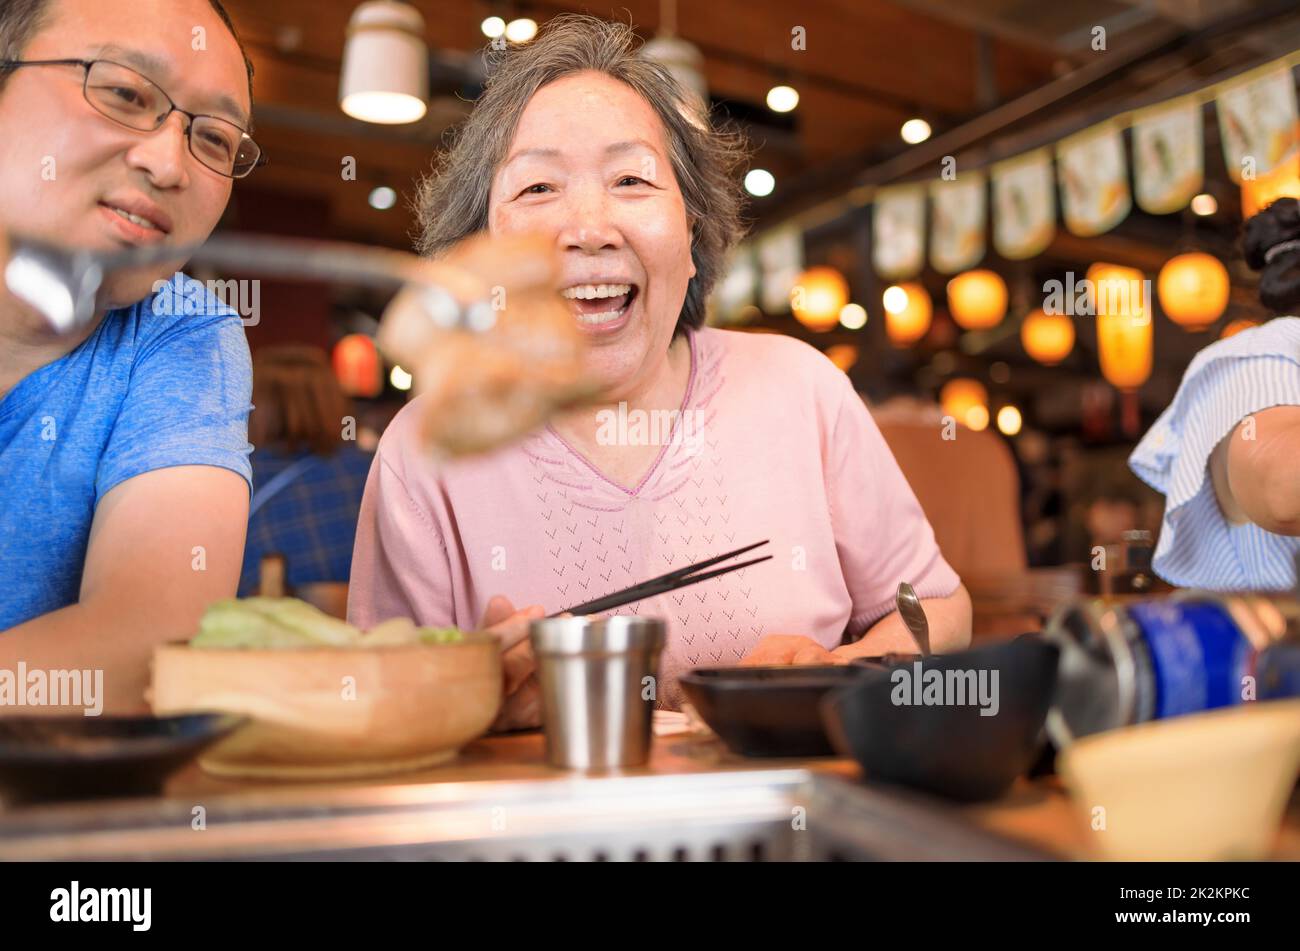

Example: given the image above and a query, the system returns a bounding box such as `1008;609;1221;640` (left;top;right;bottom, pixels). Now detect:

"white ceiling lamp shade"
642;34;707;108
640;1;707;126
339;1;429;125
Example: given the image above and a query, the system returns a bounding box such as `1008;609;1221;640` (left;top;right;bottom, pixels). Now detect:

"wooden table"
4;729;1298;860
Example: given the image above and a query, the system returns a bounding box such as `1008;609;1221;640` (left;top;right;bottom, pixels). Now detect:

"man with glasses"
0;0;262;713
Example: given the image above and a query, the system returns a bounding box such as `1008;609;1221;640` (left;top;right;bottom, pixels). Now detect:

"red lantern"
333;334;382;398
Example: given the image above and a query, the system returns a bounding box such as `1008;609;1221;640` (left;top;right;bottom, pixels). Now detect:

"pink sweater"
348;327;959;708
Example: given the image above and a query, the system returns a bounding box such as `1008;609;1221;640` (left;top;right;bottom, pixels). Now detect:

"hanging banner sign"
991;149;1056;259
755;225;803;314
930;171;987;274
1216;64;1299;184
872;184;925;280
1132;96;1204;214
1057;121;1132;237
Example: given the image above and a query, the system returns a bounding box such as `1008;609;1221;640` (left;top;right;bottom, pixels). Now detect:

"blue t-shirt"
0;273;253;629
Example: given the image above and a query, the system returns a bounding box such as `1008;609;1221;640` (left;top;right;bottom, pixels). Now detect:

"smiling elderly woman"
348;15;971;727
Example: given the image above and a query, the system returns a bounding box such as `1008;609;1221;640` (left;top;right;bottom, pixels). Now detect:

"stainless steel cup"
529;616;666;769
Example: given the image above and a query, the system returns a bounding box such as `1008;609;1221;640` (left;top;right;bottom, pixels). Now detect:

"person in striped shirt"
1130;198;1300;591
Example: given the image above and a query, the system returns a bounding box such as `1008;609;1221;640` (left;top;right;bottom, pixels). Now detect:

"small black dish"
0;713;246;805
821;636;1059;802
678;665;871;757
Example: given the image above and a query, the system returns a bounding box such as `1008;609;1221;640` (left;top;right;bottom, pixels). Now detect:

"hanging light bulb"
766;85;799;113
996;405;1023;437
744;169;775;197
901;118;931;144
504;18;538;43
339;1;429;124
390;364;413;391
839;303;868;330
368;186;397;210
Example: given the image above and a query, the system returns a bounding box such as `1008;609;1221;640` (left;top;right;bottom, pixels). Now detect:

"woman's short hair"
415;14;748;335
248;346;349;457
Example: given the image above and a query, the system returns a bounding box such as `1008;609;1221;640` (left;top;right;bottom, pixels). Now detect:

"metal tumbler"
529;616;666;769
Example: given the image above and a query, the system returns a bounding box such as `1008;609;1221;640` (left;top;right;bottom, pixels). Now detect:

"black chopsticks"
552;539;771;617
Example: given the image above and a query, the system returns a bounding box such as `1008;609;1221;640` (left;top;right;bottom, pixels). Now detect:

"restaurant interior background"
210;0;1300;627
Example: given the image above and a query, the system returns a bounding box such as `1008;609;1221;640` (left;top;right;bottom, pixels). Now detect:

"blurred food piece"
190;596;463;649
378;232;596;455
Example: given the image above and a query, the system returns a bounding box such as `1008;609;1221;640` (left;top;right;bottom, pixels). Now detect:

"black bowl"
678;665;872;757
821;637;1059;802
0;713;246;805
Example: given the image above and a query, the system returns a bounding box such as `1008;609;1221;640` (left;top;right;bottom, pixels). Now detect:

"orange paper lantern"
940;377;989;430
1020;308;1075;366
1221;318;1261;340
791;266;849;332
883;283;932;347
824;344;860;373
1157;252;1230;330
1088;263;1152;390
1242;152;1300;218
947;269;1008;330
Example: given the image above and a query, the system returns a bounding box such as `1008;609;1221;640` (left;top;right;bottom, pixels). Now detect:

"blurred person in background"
1131;198;1300;590
240;346;373;601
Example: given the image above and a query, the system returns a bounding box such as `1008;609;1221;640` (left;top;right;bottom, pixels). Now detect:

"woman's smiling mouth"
560;282;638;329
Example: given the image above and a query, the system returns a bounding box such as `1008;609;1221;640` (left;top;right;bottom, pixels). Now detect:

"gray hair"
414;14;748;334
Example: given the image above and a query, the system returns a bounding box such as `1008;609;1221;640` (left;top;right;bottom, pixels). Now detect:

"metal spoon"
3;231;493;335
896;581;931;656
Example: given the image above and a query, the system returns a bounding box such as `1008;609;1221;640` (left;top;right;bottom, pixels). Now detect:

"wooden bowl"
150;635;501;780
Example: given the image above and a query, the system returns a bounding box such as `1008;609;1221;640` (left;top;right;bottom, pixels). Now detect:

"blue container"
1046;594;1299;744
1127;600;1254;718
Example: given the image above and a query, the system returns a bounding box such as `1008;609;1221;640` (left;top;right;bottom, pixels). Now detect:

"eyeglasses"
0;58;265;178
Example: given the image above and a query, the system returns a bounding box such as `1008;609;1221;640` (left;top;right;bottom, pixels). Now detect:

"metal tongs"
3;232;499;335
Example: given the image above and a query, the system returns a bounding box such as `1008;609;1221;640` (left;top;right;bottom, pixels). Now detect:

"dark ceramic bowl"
678;665;872;757
0;713;246;805
821;637;1059;801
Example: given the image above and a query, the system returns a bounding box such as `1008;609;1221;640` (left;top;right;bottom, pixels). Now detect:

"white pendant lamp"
340;1;429;125
641;0;707;123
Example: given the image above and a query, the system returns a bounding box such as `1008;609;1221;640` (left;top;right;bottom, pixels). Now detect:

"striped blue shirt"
1130;317;1300;591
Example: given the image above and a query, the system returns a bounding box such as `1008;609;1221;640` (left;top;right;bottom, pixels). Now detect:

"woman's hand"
478;595;546;731
739;634;848;667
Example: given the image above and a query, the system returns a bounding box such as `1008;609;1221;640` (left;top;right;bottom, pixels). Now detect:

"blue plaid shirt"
238;444;375;596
